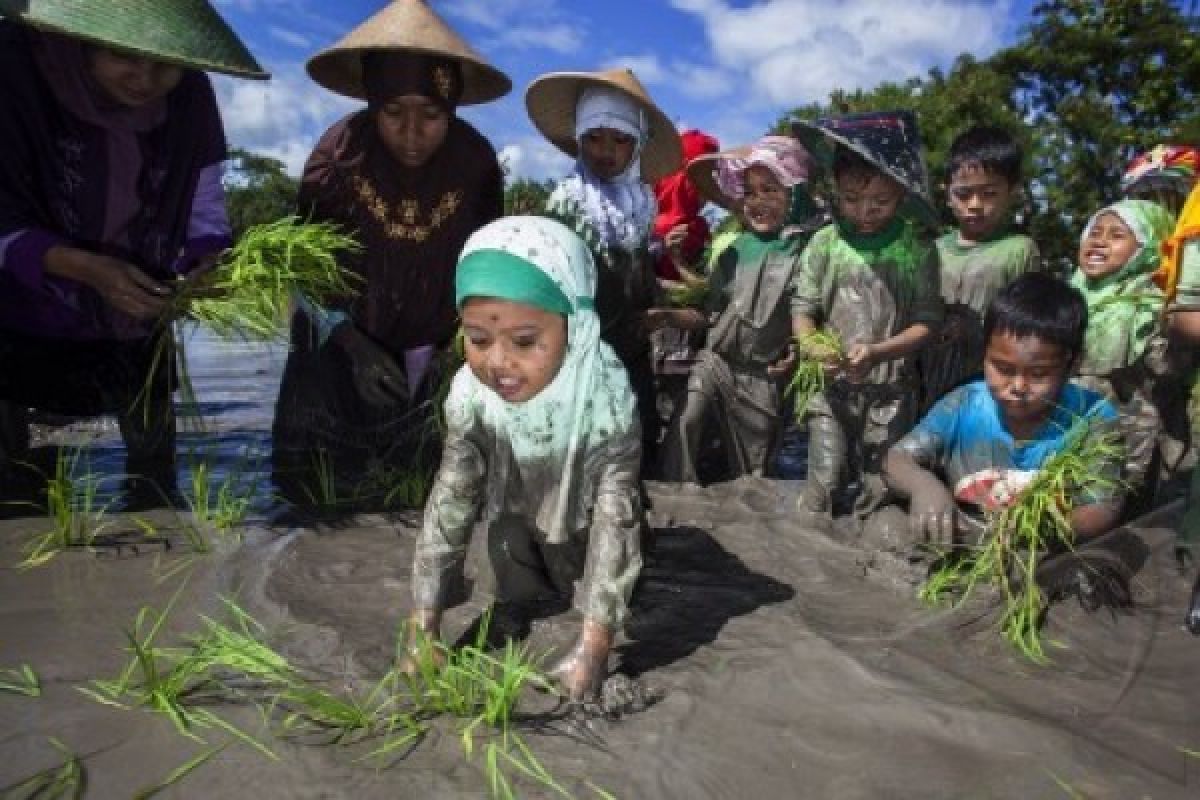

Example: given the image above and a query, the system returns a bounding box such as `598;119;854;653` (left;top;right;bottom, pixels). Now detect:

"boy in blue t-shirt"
879;273;1125;552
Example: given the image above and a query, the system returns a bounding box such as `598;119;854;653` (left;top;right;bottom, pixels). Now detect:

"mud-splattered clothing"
1071;199;1176;490
791;218;942;510
894;380;1124;508
411;394;643;628
661;232;803;481
919;231;1041;410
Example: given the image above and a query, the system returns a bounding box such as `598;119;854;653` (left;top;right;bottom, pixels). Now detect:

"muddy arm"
1069;502;1123;542
883;446;956;545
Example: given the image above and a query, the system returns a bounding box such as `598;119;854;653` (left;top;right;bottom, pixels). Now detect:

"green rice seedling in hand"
919;415;1124;661
0;664;41;697
0;738;85;799
787;330;843;418
20;446;113;569
665;275;710;308
174;216;362;342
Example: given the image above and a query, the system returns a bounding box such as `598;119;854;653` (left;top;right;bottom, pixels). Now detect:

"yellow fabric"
1159;183;1200;304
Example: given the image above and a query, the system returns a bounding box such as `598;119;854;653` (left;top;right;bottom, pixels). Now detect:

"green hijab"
1070;198;1176;374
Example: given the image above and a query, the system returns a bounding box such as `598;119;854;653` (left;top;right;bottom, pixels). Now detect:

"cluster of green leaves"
665;276;710;309
183;457;258;536
787;330;844;419
224;149;299;239
774;0;1200;270
0;738;85;799
75;596;599;798
920;416;1124;661
503;178;555;217
19;446;114;569
0;664;41;697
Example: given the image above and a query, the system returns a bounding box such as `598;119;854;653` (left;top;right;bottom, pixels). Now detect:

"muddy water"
1;332;1198;798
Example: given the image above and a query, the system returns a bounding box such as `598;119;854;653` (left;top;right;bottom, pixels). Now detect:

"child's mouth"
493;375;523;399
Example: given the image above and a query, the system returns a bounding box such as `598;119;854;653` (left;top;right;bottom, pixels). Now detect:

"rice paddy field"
1;328;1198;798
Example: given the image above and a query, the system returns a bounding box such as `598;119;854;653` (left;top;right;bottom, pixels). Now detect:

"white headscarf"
547;87;657;253
444;216;638;541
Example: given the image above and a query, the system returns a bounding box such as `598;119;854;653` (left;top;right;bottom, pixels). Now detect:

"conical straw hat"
525;68;683;183
307;0;511;105
0;0;267;79
686;146;752;210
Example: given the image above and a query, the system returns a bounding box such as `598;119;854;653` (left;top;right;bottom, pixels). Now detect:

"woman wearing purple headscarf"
0;0;264;498
271;1;509;503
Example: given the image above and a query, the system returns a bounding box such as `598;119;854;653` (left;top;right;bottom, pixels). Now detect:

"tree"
224;148;299;238
504;178;554;216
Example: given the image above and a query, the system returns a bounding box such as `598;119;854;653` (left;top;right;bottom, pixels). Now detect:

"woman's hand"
843;342;877;383
45;246;171;320
332;323;408;408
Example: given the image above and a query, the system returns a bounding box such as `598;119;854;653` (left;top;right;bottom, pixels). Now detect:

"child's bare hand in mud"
842;343;877;383
909;479;957;547
550;619;614;703
566;674;660;725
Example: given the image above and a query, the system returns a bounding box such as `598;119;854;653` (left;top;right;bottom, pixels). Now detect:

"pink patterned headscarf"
715;135;812;201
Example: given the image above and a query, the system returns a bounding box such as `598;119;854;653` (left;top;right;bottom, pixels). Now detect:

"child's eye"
513;336;538;349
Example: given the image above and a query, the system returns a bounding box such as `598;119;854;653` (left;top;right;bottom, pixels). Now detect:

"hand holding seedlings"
333;324;409;408
81;252;173;319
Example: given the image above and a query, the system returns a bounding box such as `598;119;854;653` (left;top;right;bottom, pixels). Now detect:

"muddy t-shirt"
894;380;1123;506
791;220;942;385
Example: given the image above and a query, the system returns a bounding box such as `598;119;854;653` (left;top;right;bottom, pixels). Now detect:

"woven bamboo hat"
687;146;752;210
525;68;682;183
306;0;510;105
0;0;267;79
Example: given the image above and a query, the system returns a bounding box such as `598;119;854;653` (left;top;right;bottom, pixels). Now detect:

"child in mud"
399;216;643;702
919;126;1042;412
653;135;815;482
788;110;943;518
527;68;682;471
1069;198;1176;511
877;273;1124;555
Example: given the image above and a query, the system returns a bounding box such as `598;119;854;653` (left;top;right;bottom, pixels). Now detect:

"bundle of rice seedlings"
183;458;257;535
665;276;710;308
787;330;843;418
173;216;362;341
0;738;85;798
20;446;114;569
919;414;1124;662
0;664;41;697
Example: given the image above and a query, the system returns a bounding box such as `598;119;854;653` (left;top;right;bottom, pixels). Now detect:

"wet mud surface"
1;332;1198;798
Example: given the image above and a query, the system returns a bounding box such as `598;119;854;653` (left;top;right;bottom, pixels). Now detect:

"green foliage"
787;330;844;419
0;664;41;697
919;415;1124;661
20;447;113;569
183;457;258;535
224;148;299;239
0;738;85;799
774;0;1200;269
504;178;555;216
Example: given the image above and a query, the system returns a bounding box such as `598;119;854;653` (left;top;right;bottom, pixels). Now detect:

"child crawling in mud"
876;273;1125;559
398;216;643;702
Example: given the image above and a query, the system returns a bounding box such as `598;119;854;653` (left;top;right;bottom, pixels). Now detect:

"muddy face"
461;297;568;403
834;171;904;235
1078;211;1138;281
982;330;1071;438
740;165;789;236
580;127;637;180
947;163;1017;244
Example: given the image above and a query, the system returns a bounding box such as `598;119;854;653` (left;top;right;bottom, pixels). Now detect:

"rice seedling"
919;414;1124;662
132;745;226;800
19;446;114;569
787;330;843;418
183;458;257;535
173;216;362;342
0;664;41;697
0;738;85;799
79;591;281;760
665;276;710;308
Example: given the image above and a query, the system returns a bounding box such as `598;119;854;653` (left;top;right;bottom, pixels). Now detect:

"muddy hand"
1186;572;1200;635
910;479;956;548
550;619;614;703
842;343;876;384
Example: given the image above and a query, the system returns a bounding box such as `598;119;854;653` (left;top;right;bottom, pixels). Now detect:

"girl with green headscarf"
401;215;643;702
1070;198;1176;495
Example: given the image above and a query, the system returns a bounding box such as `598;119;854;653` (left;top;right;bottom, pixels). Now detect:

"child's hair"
983;273;1087;363
832;145;886;189
947;126;1023;186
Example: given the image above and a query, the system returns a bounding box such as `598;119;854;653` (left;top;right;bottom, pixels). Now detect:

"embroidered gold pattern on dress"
353;175;462;242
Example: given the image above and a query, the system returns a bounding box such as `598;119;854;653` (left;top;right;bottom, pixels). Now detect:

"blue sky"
211;0;1039;180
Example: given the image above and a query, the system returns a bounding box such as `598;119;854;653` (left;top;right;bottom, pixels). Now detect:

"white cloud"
606;53;735;102
441;0;584;54
267;26;312;49
670;0;1010;106
497;137;572;183
213;63;358;176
